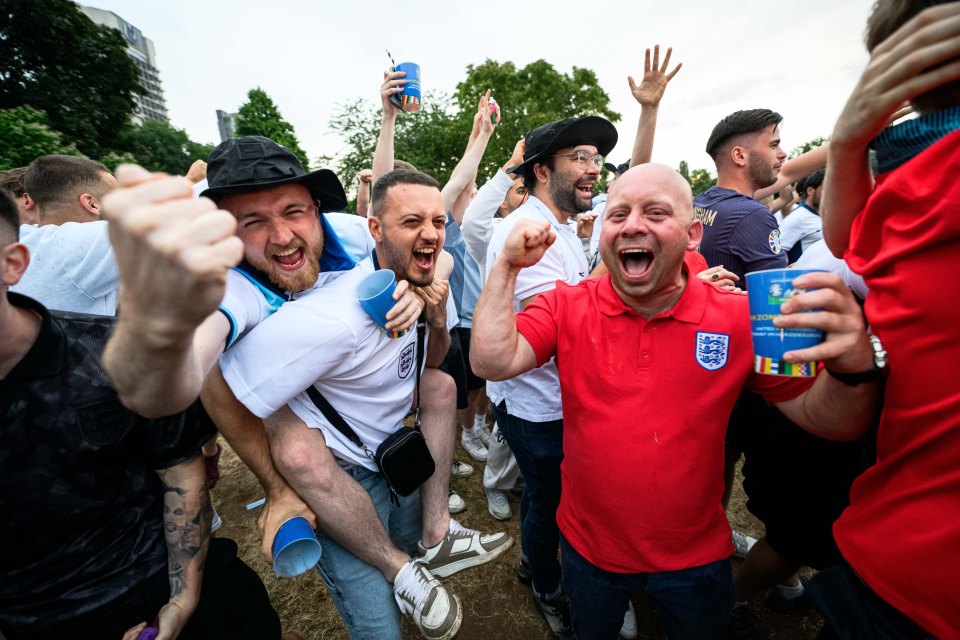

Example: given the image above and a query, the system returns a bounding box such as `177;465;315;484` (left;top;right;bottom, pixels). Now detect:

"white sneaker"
620;600;638;639
732;530;758;559
485;488;511;520
393;560;462;640
448;489;466;514
461;427;488;462
211;506;222;533
418;518;513;578
476;423;492;448
451;459;474;478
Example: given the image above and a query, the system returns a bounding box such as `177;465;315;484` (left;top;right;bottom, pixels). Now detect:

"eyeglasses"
552;150;604;168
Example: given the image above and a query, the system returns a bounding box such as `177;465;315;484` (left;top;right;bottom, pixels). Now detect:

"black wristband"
825;367;884;386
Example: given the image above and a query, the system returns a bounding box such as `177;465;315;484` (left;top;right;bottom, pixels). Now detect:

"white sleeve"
57;221;119;299
513;242;566;303
220;297;356;418
218;270;284;349
778;211;805;251
462;170;513;265
326;212;376;261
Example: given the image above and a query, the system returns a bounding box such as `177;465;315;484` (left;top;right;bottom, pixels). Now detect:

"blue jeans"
807;564;934;640
492;401;563;596
314;464;422;640
561;536;734;640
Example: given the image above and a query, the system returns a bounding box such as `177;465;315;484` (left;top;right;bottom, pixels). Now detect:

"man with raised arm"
472;163;881;639
813;2;960;637
0;176;287;640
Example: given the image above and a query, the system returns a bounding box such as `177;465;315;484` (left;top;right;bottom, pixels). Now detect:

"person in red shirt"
817;2;960;638
472;163;881;639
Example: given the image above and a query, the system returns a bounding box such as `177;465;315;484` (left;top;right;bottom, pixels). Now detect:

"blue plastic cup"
272;517;322;578
745;268;825;377
391;62;421;113
357;269;406;338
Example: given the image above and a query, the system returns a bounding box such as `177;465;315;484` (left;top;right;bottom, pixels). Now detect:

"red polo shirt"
515;255;813;573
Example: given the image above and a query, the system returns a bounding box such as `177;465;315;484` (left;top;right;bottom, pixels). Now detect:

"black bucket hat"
200;136;347;212
507;116;618;175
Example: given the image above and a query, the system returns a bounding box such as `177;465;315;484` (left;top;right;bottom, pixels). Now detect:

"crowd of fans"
1;1;958;639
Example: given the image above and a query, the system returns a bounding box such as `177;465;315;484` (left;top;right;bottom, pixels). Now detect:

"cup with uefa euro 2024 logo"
390;62;422;113
745;268;825;377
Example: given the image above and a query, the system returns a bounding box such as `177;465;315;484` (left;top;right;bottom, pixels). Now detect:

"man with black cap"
483;114;617;638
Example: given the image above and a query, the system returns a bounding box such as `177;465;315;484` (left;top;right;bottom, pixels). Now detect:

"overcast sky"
86;0;876;178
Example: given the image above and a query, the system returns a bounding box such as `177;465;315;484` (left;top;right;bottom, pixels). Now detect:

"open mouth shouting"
271;245;307;272
412;245;436;272
619;247;654;279
575;179;595;201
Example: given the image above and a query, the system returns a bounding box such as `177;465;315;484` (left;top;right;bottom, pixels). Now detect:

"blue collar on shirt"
234;213;358;299
794;201;820;217
871;106;960;174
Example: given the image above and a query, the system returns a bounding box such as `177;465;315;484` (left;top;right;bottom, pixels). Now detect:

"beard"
548;167;594;217
247;241;321;293
747;153;778;190
380;234;434;287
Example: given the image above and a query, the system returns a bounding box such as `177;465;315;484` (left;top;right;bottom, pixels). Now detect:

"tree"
120;120;213;174
0;0;141;158
790;136;828;159
678;160;716;196
0;107;81;170
235;88;310;169
325;60;621;200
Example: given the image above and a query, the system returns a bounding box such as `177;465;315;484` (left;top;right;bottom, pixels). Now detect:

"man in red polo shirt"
472;163;882;639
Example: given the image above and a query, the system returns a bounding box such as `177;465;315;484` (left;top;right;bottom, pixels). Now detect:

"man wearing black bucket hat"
482;115;616;639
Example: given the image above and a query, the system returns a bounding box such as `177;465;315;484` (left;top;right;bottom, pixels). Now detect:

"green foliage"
790;136;828;159
678;160;716;196
0;0;141;158
120;120;213;174
235;88;310;169
97;150;138;172
0;107;81;170
326;60;620;196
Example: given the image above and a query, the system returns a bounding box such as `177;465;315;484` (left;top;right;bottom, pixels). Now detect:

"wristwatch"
826;335;887;386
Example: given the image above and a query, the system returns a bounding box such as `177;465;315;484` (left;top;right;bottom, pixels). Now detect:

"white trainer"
461;427;489;462
393;560;462;640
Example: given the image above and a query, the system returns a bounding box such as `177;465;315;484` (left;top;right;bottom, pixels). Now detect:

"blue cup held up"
745;268;825;377
272;516;322;578
357;268;406;338
390;62;421;113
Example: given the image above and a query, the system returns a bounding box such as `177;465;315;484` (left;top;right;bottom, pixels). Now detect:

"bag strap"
304;313;428;456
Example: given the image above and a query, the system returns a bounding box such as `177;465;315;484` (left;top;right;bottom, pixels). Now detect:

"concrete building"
217;109;239;142
78;5;169;124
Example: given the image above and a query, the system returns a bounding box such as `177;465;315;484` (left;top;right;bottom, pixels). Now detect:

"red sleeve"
745;368;817;404
515;288;561;367
685;250;708;273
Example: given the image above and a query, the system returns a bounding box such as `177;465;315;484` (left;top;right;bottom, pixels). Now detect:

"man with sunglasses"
483;116;617;638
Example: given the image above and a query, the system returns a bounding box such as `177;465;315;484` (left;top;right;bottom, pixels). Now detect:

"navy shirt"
694;186;787;287
0;294;213;634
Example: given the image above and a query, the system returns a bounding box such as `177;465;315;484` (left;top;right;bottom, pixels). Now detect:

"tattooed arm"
149;454;212;639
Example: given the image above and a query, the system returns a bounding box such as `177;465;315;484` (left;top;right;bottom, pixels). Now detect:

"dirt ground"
212;426;823;640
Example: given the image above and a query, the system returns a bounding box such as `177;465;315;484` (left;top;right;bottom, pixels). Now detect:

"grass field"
212;426;824;639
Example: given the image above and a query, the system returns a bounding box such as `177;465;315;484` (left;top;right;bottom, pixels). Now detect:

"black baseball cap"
507;116;618;175
200;136;347;212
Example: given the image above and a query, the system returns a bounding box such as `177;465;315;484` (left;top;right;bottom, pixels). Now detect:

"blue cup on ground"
357;268;406;338
745;268;825;377
272;517;321;578
390;62;421;113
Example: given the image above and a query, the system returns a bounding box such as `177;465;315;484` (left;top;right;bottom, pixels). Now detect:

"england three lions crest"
398;343;415;379
696;332;729;371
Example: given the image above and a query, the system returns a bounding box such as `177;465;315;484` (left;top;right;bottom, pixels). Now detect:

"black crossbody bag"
305;317;435;504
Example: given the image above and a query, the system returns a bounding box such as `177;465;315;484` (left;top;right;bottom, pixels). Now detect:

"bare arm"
201;366;316;562
155;455;210;639
372;70;405;183
356;169;373;217
770;271;881;439
628;45;682;166
822;4;960;257
472;219;556;380
442;91;498;219
101;166;243;418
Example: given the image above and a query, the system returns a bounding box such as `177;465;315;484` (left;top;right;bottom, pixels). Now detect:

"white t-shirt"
779;203;823;254
12;221;118;315
221;258;426;470
485;195;588;422
219;212;375;347
792;239;868;300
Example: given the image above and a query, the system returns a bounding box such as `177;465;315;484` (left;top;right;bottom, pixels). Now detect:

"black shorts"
14;538;281;640
727;390;868;570
458;328;486;391
438;328;468;410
